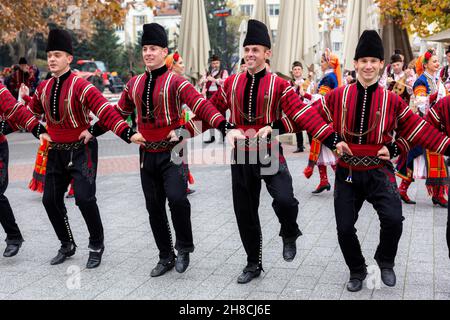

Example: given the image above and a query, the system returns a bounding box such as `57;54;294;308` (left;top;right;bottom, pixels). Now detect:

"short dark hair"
265;59;270;65
210;55;221;62
292;61;303;69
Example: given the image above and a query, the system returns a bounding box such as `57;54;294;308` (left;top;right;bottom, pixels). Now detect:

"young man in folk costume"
199;55;229;144
92;23;229;277
303;49;341;194
311;30;450;292
20;29;140;268
207;20;350;284
408;49;449;208
5;57;36;99
290;61;313;153
0;85;46;258
379;52;417;205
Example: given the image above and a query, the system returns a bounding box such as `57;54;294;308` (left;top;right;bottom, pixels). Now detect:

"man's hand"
335;141;353;157
256;126;272;139
226;129;246;146
19;84;29;99
377;146;390;161
207;76;216;82
167;130;180;142
78;129;94;144
39;133;52;146
130;132;146;146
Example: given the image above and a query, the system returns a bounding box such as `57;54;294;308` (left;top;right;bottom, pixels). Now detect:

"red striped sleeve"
0;84;39;132
76;79;129;136
175;77;225;128
279;81;334;141
395;94;450;154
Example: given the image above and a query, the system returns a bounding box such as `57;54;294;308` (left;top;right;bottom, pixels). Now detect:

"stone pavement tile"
247;291;280;300
340;288;373;300
434;272;450;293
317;271;348;285
201;274;234;289
253;277;290;294
435;292;450;300
159;279;202;300
123;281;162;300
224;253;248;265
215;290;251;300
296;265;326;278
405;272;433;286
213;263;245;277
0;273;42;294
9;286;68;300
185;286;224;300
286;276;318;291
94;286;137;300
264;268;297;281
407;252;434;264
371;288;403;300
314;238;339;249
279;288;312;300
96;275;150;292
173;268;214;282
195;257;228;270
406;262;433;274
301;253;330;267
215;279;257;300
403;284;434;300
309;246;336;258
309;284;344;300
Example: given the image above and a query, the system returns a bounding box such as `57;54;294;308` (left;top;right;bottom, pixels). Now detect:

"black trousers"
140;150;193;260
334;163;403;277
0;141;23;244
42;139;104;250
296;132;304;149
231;152;301;268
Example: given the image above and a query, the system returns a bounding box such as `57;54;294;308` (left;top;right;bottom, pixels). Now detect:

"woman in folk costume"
165;52;196;195
411;48;449;207
303;48;341;194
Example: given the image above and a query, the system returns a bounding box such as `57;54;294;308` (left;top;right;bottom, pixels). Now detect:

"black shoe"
311;183;331;194
237;267;262;284
3;241;23;258
347;278;364;292
50;243;76;265
150;257;175;277
346;271;368;292
175;252;190;273
381;268;396;287
187;188;196;195
204;137;216;144
293;148;304;153
86;247;104;269
432;197;448;208
283;241;297;262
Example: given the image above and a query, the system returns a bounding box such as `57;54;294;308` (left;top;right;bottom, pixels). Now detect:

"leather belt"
50;140;84;151
143;140;180;151
340;154;382;167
